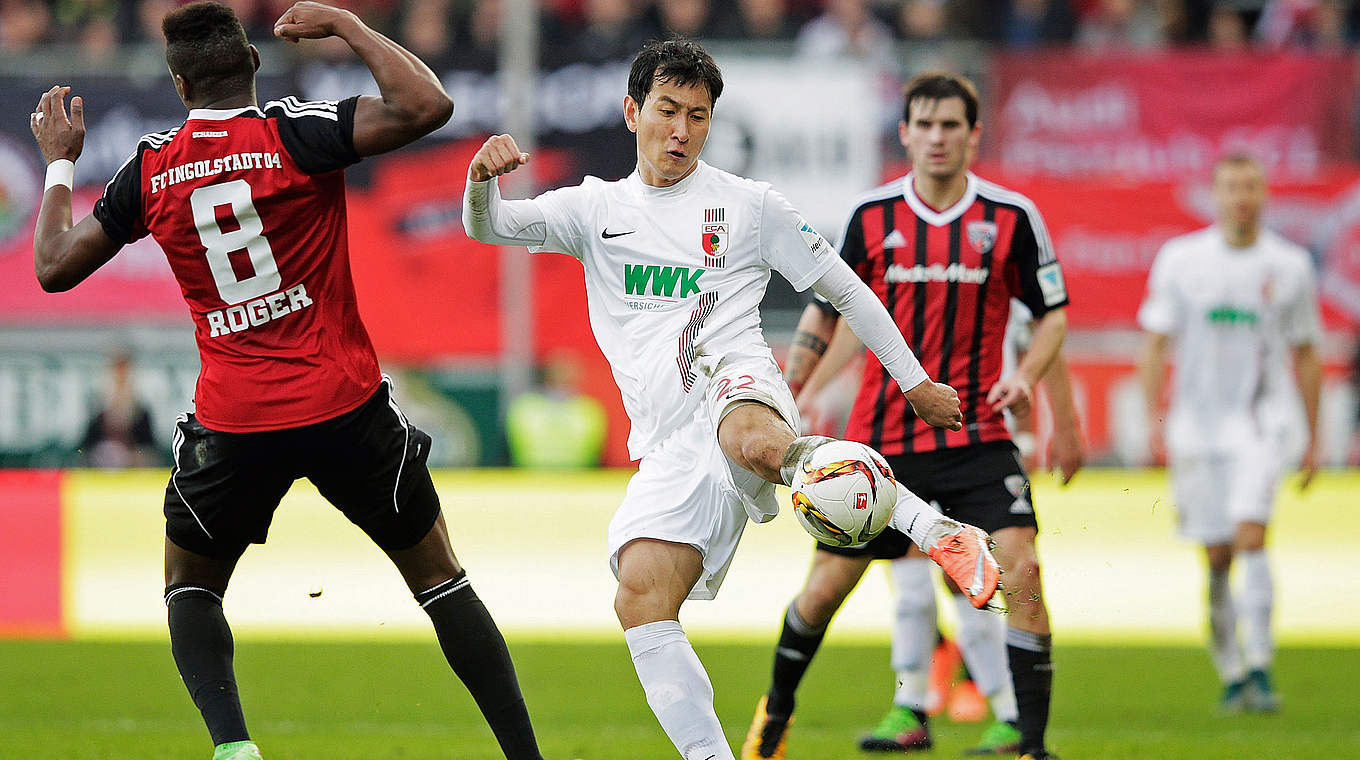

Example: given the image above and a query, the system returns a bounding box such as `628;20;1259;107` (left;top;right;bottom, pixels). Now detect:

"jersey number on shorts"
190;179;282;304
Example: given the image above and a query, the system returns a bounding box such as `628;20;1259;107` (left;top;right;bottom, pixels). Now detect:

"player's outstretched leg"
775;434;1002;607
743;551;871;759
617;539;735;760
389;515;545;760
883;482;1001;608
164;540;258;759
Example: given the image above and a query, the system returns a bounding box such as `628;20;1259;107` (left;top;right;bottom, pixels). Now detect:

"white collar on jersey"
902;171;978;227
187;106;263;121
629;160;709;200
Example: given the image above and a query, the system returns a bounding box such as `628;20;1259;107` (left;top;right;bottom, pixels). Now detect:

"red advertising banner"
987;52;1357;181
0;470;64;637
973;165;1360;328
0;191;187;324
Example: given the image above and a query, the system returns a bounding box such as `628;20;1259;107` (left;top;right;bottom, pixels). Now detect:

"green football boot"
963;719;1022;755
858;705;931;752
212;740;262;760
1246;668;1281;713
1218;679;1249;715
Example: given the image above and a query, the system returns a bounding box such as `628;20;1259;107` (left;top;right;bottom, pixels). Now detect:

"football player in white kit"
1138;153;1322;714
462;39;1002;760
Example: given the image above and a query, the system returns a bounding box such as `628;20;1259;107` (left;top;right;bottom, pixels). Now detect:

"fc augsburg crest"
967;221;997;254
702;207;728;267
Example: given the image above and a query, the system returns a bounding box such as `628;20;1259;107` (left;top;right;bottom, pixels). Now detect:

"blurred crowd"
3;0;1359;64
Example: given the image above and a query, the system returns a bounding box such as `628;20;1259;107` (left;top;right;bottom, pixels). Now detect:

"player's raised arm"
810;261;962;431
462;134;550;247
30;86;123;293
273;2;452;156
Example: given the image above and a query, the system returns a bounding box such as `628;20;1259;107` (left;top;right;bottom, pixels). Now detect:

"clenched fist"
469;134;530;182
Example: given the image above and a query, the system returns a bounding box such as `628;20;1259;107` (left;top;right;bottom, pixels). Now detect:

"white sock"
625;620;735;760
888;482;950;548
1208;567;1246;684
954;595;1018;722
889;557;937;710
1238;549;1274;672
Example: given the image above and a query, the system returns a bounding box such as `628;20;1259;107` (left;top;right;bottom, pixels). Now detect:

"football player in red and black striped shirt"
30;3;545;759
743;74;1070;760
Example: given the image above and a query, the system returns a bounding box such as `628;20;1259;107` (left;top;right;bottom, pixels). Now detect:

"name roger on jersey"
149;152;283;194
206;284;313;337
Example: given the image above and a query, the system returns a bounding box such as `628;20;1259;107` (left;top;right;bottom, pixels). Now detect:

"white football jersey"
529;161;838;458
1137;226;1320;454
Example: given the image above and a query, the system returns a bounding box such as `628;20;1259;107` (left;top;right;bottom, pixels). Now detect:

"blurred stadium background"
2;0;1360;757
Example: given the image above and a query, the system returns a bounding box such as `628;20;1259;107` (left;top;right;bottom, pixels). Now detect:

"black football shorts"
818;440;1038;560
163;379;440;559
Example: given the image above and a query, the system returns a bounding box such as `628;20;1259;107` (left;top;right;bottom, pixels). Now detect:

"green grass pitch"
2;638;1357;758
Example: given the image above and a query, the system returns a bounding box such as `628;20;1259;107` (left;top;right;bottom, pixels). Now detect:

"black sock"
165;584;249;746
417;575;543;760
765;603;827;719
1007;628;1053;756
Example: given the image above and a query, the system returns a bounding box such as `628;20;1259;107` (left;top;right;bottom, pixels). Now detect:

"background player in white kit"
1138;153;1322;714
462;38;1001;760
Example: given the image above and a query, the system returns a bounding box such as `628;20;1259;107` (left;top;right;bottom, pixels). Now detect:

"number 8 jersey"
93;97;381;433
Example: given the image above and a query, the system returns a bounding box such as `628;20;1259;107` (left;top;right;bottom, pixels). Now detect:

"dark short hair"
627;37;724;109
902;72;980;128
163;1;254;102
1212;152;1265;180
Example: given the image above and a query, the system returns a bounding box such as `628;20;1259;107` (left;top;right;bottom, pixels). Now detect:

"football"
789;440;898;547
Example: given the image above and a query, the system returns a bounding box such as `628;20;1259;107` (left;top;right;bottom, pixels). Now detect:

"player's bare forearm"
1292;342;1322;449
1138;332;1169;420
799;316;863;403
784;304;837;394
275;3;452;155
1042;351;1079;429
1015;307;1066;389
1042;352;1086;484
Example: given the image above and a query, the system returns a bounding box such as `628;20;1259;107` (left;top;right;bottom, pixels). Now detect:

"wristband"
44;159;74;192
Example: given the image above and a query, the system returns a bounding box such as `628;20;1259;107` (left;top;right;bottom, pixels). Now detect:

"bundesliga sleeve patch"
797;216;831;258
1037;262;1068;307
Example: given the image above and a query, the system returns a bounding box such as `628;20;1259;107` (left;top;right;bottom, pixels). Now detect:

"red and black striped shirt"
818;172;1068;455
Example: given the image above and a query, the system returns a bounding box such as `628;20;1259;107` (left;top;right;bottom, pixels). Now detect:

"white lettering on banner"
885;262;990;284
150;152;283;194
999;130;1320;180
1003;81;1139;137
206;283;313;337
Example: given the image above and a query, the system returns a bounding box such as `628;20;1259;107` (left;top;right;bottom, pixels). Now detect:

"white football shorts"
1170;436;1284;544
608;352;798;600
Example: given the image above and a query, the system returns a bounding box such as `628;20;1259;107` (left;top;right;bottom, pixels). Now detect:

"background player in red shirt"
29;3;545;759
743;73;1069;760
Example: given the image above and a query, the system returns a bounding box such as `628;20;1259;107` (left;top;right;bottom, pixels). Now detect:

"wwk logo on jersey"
624;264;706;299
967;221;997;254
702;207;728;268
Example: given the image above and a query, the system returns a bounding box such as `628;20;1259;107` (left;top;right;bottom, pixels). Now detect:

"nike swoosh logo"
601;228;635;239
